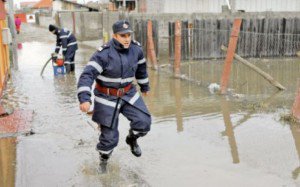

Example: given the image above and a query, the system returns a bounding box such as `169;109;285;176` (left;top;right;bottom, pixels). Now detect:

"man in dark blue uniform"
49;24;78;73
77;20;151;169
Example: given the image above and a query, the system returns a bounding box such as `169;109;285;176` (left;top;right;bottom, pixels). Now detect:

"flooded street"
1;23;300;186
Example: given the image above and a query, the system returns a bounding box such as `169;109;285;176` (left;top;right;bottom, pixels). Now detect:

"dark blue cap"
112;20;133;34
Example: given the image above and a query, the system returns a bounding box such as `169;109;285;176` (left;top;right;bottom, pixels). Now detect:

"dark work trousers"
64;50;76;73
96;100;151;152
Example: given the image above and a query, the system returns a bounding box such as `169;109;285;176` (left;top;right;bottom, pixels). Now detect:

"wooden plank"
221;45;286;91
174;20;181;77
220;19;242;94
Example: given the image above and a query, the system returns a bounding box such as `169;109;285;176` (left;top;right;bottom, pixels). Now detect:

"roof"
55;0;99;11
33;0;53;9
20;2;38;8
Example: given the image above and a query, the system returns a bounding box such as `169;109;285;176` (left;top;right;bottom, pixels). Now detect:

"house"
53;0;99;12
33;0;53;10
20;1;38;9
142;0;300;13
110;0;145;12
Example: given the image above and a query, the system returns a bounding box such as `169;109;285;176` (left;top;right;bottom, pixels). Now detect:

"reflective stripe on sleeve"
87;61;103;74
67;42;77;47
138;58;146;65
77;86;91;94
137;77;149;84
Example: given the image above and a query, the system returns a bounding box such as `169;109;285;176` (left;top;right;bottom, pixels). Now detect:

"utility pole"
119;0;126;19
7;0;18;70
123;0;126;9
229;0;235;12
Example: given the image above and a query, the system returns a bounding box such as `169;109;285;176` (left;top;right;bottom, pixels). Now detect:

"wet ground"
1;23;300;186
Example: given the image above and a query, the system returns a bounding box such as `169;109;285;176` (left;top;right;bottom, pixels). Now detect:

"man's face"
51;30;56;34
113;33;131;49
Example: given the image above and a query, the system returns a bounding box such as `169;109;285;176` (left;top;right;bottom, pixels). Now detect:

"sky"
14;0;100;8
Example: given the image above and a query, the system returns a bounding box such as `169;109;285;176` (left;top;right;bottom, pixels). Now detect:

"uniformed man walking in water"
77;20;151;171
49;24;78;74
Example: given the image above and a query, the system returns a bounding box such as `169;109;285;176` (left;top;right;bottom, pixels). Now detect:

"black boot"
98;151;112;174
126;131;142;157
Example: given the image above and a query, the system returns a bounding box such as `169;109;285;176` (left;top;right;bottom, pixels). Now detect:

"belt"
95;84;131;97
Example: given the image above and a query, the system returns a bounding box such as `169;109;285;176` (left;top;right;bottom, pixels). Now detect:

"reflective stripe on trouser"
96;101;151;151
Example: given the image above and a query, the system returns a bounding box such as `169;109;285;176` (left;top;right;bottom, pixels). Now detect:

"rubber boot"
98;151;112;174
126;130;142;157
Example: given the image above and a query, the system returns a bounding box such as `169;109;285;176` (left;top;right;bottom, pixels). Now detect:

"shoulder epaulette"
98;43;110;51
132;40;141;47
62;28;69;32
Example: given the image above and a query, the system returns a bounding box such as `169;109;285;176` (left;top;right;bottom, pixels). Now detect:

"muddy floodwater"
1;24;300;186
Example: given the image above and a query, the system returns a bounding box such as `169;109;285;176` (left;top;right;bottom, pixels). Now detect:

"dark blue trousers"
64;49;76;73
97;100;151;152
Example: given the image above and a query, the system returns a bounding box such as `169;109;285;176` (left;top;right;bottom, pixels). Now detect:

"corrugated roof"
33;0;53;9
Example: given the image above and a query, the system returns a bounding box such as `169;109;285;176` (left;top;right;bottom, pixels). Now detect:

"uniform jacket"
55;28;78;58
77;39;150;127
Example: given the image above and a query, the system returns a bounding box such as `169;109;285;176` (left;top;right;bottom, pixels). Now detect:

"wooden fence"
133;19;159;58
169;17;300;60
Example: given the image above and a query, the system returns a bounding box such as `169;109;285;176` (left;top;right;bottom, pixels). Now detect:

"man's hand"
80;102;91;113
51;53;58;62
142;92;149;97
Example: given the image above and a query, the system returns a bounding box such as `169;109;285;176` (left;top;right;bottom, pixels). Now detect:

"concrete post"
174;20;181;78
7;0;18;70
139;0;146;13
79;12;85;41
230;0;236;12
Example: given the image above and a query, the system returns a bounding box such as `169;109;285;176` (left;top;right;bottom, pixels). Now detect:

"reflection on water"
174;79;183;132
0;138;16;187
220;98;239;164
180;58;300;95
82;160;150;186
290;124;300;179
149;58;300;120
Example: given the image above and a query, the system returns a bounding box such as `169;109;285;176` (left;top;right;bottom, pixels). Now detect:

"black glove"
51;53;58;62
52;56;58;62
